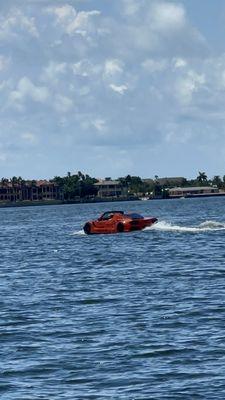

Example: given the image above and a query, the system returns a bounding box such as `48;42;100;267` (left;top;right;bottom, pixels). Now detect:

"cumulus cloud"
92;118;106;133
104;59;124;77
110;0;207;58
0;0;224;178
10;77;49;105
0;8;39;39
173;58;187;69
109;84;128;94
150;1;186;33
46;5;100;36
175;70;205;105
71;60;100;77
42;61;67;84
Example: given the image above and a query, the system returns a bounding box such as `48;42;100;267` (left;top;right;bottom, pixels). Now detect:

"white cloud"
47;5;100;36
10;77;49;104
92;118;106;132
0;1;223;178
109;83;128;94
51;5;73;21
0;8;39;39
71;60;100;77
173;57;187;69
72;10;100;35
150;1;186;33
42;61;67;83
175;70;205;105
104;59;123;77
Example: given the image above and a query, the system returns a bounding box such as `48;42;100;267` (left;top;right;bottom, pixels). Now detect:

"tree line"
1;171;224;200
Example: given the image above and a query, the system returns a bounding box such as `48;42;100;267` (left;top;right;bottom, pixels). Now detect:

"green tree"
197;171;208;185
212;175;222;188
52;172;98;200
153;175;162;197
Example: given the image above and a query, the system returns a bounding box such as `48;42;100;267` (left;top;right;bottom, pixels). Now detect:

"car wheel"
83;223;91;234
117;222;124;233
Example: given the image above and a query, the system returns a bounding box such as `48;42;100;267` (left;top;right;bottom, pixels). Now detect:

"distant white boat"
140;197;149;201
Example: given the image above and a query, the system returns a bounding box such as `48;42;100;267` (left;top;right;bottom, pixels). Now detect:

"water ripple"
1;199;225;399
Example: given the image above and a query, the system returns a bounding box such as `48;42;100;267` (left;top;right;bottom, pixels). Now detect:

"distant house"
168;186;219;198
36;180;62;201
0;180;62;203
94;179;127;198
0;183;22;202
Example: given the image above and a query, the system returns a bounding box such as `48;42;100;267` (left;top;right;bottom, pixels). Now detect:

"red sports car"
83;211;158;234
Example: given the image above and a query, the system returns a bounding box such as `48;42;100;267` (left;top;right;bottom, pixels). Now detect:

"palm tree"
197;171;207;185
212;175;222;188
1;177;9;186
17;176;25;185
11;176;18;186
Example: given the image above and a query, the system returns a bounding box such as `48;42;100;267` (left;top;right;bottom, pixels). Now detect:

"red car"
83;211;158;234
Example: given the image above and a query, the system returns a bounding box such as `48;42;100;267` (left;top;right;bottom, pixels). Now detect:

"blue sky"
1;0;225;180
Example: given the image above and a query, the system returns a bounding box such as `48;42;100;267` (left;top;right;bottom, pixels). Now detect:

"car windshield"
99;212;113;220
99;211;124;221
126;213;144;219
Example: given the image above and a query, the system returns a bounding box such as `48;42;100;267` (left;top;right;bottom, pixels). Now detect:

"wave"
145;220;225;233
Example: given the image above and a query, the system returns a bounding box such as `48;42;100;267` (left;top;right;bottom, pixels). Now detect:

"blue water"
1;198;225;399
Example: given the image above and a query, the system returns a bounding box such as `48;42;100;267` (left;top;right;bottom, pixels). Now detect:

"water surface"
1;198;225;399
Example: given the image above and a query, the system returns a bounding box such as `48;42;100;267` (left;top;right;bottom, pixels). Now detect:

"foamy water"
72;229;86;236
146;220;225;233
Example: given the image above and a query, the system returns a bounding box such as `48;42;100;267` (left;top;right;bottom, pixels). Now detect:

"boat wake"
72;229;86;236
145;220;225;233
72;220;225;236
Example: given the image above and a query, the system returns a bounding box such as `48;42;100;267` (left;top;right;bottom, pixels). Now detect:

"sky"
1;0;225;180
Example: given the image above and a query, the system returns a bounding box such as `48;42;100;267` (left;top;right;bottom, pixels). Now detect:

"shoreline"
0;192;225;208
0;197;138;208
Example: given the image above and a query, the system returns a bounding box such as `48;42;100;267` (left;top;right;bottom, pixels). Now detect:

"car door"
94;212;114;232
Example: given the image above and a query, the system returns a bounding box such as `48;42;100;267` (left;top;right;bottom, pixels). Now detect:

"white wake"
72;229;86;236
145;220;225;233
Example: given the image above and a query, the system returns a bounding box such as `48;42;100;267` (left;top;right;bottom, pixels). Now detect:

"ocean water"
1;197;225;399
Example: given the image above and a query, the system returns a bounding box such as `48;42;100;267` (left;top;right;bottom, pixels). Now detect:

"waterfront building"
0;180;62;203
94;179;127;198
168;186;219;198
36;180;62;201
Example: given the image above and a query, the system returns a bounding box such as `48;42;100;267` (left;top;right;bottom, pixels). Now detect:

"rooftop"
169;186;218;192
94;180;121;186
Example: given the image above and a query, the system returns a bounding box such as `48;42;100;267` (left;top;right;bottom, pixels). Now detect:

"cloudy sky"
1;0;225;179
